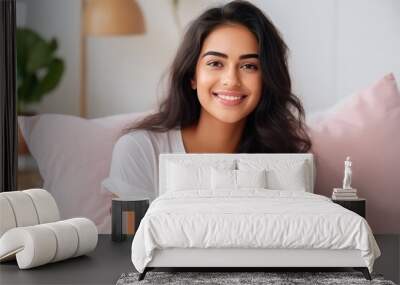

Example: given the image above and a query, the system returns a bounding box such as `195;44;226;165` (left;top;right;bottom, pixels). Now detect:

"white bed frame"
139;154;370;280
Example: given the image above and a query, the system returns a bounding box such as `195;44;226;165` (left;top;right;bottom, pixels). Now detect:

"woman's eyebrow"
239;53;259;59
201;51;259;59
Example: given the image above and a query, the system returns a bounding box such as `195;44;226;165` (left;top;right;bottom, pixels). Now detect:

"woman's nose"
221;66;241;88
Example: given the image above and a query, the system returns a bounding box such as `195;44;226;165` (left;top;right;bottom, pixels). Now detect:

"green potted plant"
16;27;65;154
16;27;65;114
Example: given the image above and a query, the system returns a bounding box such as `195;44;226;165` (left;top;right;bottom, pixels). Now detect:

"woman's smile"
212;90;248;106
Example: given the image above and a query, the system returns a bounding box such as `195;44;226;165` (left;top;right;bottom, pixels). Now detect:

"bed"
131;153;381;281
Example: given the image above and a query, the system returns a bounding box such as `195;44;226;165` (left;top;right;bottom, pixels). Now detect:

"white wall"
335;0;400;103
252;0;337;112
17;0;400;118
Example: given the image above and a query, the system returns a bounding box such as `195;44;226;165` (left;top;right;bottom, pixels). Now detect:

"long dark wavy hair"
128;0;311;153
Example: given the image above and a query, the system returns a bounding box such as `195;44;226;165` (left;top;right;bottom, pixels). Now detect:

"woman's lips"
212;91;247;106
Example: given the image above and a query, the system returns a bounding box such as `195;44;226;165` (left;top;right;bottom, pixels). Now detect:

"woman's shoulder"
117;129;151;144
114;129;153;154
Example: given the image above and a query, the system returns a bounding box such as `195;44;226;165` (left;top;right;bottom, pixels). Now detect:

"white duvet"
131;189;380;273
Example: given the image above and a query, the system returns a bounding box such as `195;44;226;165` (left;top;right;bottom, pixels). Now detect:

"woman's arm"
102;131;156;201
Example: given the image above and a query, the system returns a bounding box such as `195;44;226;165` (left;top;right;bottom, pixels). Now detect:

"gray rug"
116;271;396;285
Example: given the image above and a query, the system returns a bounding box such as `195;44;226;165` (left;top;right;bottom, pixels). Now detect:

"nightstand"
332;198;366;218
112;198;149;242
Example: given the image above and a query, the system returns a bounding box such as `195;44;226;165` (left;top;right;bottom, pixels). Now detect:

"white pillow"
237;169;267;189
211;168;236;190
211;168;267;190
167;163;209;191
238;159;309;192
267;162;307;191
166;160;235;192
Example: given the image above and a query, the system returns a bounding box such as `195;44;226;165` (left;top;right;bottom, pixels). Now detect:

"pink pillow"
307;73;400;234
18;111;153;234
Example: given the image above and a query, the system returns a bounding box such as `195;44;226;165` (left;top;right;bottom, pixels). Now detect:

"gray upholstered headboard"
159;153;315;195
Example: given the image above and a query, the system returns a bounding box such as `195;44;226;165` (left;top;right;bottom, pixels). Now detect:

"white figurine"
342;156;352;189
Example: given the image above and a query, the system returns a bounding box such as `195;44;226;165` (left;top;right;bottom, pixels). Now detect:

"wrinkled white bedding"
131;189;380;273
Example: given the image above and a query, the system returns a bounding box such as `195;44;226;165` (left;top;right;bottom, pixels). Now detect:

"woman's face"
191;24;262;124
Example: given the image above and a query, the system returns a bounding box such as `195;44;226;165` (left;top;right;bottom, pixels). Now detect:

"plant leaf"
16;27;65;107
27;40;53;72
48;38;58;53
17;74;38;104
31;58;65;101
17;28;41;77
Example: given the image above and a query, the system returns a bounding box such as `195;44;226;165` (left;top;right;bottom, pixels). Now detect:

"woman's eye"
241;64;258;71
207;61;223;68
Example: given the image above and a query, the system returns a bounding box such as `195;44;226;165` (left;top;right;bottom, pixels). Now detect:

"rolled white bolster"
0;226;57;269
0;218;97;269
23;189;60;223
64;218;98;257
0;196;17;237
42;221;79;262
0;191;39;227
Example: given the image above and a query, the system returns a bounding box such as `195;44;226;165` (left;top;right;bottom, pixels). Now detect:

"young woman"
102;0;311;200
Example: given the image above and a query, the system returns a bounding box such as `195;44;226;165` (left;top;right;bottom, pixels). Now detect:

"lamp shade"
84;0;145;36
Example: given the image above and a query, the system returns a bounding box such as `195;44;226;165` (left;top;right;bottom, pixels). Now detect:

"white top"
101;128;186;200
